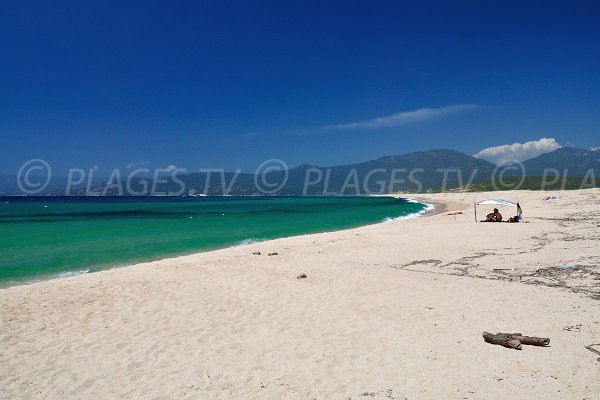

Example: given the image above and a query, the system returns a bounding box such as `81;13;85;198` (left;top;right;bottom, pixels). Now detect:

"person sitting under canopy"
481;208;502;222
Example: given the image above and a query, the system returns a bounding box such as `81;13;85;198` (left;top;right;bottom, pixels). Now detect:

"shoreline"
0;196;440;290
2;189;598;399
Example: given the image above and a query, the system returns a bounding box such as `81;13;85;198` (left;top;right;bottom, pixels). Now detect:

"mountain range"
520;147;599;177
1;147;598;196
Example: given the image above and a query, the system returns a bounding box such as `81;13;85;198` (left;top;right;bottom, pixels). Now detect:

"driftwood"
483;332;550;350
482;332;522;349
505;333;550;346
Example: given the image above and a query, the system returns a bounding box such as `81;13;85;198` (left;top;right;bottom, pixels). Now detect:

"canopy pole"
474;200;477;223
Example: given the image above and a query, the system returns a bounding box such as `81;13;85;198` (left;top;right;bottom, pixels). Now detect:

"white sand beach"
1;189;599;400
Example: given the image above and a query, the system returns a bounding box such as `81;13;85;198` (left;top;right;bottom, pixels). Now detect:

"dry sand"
1;189;599;399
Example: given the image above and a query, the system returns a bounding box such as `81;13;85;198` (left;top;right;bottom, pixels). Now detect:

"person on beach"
507;214;521;223
482;208;502;222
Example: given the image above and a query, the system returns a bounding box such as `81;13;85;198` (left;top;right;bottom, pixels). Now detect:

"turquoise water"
0;196;427;286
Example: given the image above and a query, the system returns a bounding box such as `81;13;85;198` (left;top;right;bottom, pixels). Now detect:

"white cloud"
324;104;477;131
474;138;561;165
591;147;599;152
126;161;151;168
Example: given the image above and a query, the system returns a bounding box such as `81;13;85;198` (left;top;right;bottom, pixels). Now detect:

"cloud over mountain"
474;138;561;165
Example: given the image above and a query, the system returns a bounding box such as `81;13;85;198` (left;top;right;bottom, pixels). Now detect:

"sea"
0;196;430;286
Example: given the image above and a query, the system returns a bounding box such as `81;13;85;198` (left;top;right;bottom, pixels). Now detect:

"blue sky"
1;0;599;174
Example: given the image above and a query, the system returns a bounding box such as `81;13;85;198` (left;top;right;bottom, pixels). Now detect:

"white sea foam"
55;269;90;279
384;201;434;222
405;198;421;204
235;238;263;247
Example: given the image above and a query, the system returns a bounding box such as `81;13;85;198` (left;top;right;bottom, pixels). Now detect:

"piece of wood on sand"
482;332;550;350
482;332;522;350
501;332;550;346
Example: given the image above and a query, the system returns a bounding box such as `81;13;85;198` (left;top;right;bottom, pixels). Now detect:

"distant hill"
52;149;498;195
0;174;105;196
288;149;497;194
2;147;597;195
521;147;600;177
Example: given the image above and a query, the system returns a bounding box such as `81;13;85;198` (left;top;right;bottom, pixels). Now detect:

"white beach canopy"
474;199;522;222
476;199;518;208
